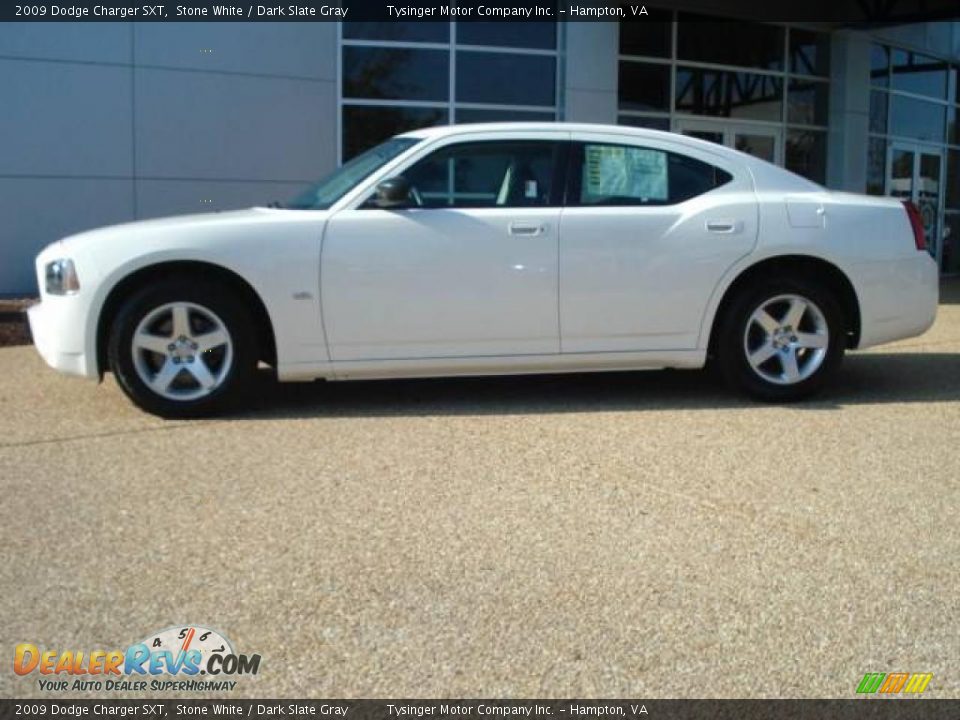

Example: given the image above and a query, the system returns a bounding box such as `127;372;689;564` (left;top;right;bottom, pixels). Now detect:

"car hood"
52;207;324;254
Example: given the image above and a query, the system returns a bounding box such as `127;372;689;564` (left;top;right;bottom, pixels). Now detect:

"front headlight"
45;258;80;295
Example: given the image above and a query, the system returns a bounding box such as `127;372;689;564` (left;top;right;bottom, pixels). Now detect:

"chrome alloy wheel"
743;293;829;386
131;302;233;401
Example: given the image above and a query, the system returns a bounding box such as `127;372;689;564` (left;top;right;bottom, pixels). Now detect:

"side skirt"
277;350;706;382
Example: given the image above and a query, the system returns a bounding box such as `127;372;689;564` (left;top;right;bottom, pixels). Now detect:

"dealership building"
1;7;959;295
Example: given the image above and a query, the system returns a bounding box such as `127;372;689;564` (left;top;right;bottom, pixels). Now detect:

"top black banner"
3;0;960;23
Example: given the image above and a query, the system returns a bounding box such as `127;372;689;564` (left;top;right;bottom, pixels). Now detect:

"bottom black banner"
1;700;959;720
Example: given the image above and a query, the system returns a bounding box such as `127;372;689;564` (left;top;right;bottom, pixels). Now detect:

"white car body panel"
558;129;759;353
26;122;938;388
30;208;332;380
323;205;562;361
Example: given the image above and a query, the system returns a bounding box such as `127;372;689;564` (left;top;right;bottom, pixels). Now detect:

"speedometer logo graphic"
139;625;233;674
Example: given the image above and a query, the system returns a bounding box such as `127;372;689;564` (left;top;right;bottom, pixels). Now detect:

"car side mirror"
374;177;412;208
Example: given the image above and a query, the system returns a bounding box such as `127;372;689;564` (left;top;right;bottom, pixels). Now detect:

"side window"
572;143;732;206
399;141;561;208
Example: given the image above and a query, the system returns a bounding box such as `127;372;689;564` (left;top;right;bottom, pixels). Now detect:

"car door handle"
705;220;740;234
508;222;546;236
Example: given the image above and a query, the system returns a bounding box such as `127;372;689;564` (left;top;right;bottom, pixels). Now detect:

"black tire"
107;278;257;418
717;276;845;402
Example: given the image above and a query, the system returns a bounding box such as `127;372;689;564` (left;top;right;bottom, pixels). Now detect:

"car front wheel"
718;278;845;401
108;279;256;417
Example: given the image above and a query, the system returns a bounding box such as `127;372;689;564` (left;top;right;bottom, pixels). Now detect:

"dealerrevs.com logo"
14;625;261;692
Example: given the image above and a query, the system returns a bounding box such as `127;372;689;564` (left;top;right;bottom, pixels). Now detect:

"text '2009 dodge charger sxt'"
28;123;938;417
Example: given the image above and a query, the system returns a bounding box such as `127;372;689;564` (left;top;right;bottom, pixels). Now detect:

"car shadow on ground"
231;351;960;420
938;278;960;304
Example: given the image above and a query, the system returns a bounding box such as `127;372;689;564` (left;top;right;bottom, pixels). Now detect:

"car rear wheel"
718;278;845;401
108;279;256;417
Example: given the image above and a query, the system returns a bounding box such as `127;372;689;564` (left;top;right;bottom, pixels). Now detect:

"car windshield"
284;137;420;210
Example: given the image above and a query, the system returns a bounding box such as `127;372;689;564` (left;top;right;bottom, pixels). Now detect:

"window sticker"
583;145;668;202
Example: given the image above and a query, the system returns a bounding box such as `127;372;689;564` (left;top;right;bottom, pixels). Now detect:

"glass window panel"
457;21;556;50
456;108;556;124
342;105;447;160
402;141;560;208
342;46;448;102
947;149;960;210
890;94;946;142
618;62;671;112
870;44;889;87
788;79;829;126
869;90;888;134
789;28;830;77
288;137;419;210
918;152;942;260
866;137;887;196
618;12;672;57
677;13;784;71
618;115;671;131
342;22;449;43
943;213;960;274
889;147;915;200
456;52;556;106
949;104;958;146
734;133;776;163
574;143;731;206
785;129;827;184
682;129;724;145
891;49;948;99
676;67;783;122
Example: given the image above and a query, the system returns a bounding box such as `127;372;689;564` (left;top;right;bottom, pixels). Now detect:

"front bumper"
27;299;96;379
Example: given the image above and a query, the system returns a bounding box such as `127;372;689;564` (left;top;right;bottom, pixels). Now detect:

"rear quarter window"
573;143;732;206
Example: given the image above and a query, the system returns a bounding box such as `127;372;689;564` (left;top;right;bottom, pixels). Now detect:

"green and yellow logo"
856;672;933;695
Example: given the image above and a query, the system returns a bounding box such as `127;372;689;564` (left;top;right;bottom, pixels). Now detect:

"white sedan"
28;123;938;417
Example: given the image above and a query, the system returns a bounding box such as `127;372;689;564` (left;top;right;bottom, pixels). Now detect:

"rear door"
559;133;757;352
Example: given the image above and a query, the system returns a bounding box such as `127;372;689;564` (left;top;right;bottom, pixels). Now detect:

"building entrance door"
887;143;944;267
674;119;782;165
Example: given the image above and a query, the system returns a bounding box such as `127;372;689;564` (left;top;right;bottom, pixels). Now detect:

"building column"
562;22;618;124
827;31;871;192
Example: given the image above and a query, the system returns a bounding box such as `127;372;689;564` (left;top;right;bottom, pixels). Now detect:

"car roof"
402;121;684;143
399;122;823;192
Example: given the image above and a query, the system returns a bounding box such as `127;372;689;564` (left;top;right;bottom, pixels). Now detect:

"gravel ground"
1;285;959;699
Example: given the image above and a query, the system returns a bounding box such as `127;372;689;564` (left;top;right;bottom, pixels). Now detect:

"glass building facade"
336;16;960;275
1;15;959;295
867;45;960;274
616;13;830;184
338;21;561;161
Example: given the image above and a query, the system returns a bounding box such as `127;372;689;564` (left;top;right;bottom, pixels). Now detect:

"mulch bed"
0;299;35;347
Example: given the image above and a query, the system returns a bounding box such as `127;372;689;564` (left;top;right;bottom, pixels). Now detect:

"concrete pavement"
2;288;959;699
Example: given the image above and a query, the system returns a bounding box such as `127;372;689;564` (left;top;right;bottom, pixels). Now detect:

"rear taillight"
902;201;926;252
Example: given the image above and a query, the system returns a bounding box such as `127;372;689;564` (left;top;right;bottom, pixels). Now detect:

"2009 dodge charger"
28;123;938;417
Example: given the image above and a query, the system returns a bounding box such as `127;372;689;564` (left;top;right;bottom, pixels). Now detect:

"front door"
322;138;565;362
675;119;783;165
887;143;944;267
